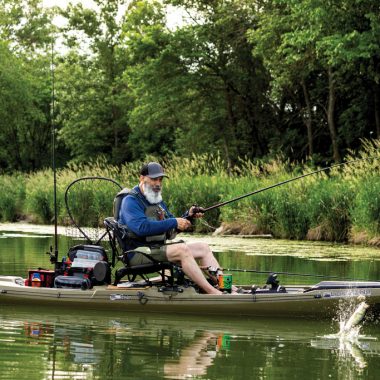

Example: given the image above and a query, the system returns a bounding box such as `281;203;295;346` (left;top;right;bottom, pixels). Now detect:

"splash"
315;296;375;370
323;296;370;342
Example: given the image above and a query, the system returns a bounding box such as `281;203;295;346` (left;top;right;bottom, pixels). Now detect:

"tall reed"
0;174;25;221
305;179;354;241
351;176;380;237
0;140;378;243
24;170;58;224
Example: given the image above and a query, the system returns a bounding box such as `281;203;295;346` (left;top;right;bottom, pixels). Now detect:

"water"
1;225;380;379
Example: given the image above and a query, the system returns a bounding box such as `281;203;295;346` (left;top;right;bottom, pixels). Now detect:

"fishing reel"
46;245;59;266
205;266;220;287
207;266;220;276
190;204;206;216
185;204;205;223
265;273;285;292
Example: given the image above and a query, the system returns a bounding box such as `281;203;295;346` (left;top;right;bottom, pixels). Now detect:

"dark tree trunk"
327;67;341;162
375;84;380;138
301;79;314;157
224;85;237;175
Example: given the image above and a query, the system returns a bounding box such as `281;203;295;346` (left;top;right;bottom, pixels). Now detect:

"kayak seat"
104;217;175;286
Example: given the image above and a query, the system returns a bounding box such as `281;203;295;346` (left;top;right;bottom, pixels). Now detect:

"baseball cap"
140;162;168;178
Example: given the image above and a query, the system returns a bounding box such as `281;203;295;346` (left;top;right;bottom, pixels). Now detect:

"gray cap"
140;162;168;178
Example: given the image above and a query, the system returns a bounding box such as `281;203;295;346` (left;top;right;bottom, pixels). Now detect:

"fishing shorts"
128;241;183;266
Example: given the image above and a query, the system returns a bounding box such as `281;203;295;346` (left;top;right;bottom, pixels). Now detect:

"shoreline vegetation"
0;140;379;246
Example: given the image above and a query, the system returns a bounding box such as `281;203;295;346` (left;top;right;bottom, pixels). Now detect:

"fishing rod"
50;40;59;265
193;156;377;214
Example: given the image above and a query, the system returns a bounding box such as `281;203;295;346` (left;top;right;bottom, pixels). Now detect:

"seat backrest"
104;217;129;253
113;188;131;220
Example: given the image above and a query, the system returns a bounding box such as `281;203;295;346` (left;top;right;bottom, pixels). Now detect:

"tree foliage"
0;0;379;172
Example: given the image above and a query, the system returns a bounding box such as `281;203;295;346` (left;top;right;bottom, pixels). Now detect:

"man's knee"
187;242;213;259
199;242;212;254
166;243;192;262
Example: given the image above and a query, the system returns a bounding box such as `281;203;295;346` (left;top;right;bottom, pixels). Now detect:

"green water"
1;227;380;379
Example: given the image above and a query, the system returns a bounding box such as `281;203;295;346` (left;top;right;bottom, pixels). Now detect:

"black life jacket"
113;187;176;246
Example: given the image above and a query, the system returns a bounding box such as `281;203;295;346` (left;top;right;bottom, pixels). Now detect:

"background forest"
0;0;379;243
0;0;379;172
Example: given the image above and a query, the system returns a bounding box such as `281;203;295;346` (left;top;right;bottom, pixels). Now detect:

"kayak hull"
1;276;380;318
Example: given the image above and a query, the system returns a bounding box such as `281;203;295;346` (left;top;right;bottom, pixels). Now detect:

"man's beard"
143;183;163;204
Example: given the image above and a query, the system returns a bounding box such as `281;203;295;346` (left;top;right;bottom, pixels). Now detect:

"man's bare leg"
186;242;220;269
187;242;238;293
166;243;222;295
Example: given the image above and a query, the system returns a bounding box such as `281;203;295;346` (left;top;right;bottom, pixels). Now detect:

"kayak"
1;275;380;319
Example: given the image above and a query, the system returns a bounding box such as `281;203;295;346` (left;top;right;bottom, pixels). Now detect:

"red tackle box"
26;269;55;288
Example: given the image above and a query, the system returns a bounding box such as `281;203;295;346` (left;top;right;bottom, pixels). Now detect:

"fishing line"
198;218;218;231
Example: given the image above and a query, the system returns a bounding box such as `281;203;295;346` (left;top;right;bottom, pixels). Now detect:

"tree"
123;0;273;167
0;0;55;171
251;0;380;162
0;42;52;171
0;0;54;54
57;0;131;164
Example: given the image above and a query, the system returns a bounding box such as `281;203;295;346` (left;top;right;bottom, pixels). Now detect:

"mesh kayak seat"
104;217;174;286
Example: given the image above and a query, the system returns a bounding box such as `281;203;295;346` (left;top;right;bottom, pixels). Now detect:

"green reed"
164;175;227;232
24;170;58;224
0;140;379;243
343;139;380;239
305;178;354;241
0;174;25;222
350;175;380;237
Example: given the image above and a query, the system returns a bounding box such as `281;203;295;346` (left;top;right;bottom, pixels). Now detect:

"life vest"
114;187;176;246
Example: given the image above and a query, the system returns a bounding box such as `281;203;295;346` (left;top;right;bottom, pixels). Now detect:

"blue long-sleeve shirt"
118;186;178;238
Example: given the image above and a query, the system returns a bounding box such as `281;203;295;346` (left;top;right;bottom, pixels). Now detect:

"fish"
341;297;369;333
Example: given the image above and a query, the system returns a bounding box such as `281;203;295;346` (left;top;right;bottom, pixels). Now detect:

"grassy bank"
1;140;379;245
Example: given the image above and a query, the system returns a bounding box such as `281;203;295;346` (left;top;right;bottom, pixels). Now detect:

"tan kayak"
1;275;380;319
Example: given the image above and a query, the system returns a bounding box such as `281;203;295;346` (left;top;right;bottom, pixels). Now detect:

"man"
118;161;222;295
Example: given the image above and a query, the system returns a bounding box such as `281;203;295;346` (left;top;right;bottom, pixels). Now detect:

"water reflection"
311;336;375;371
0;306;380;380
163;331;219;379
1;228;380;378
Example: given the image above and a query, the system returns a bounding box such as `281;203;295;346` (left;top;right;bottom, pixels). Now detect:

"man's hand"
189;205;205;219
176;218;192;231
